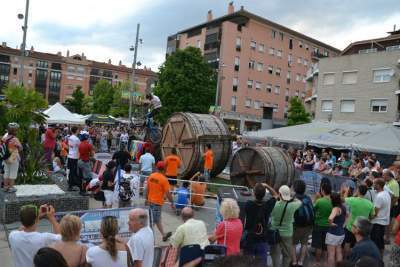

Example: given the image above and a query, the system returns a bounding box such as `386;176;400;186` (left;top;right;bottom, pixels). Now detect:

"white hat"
279;185;291;201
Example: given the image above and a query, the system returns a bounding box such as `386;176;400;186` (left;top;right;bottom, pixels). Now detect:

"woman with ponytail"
86;216;131;267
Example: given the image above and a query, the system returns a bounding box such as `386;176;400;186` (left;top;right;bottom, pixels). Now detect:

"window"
67;65;75;73
255;81;262;90
289;39;293;49
303;59;308;67
269;47;274;56
359;48;377;54
254;100;260;109
275;68;281;76
234;57;240;71
274;85;280;94
340;100;355;113
13;68;17;75
36;60;48;69
266;84;272;93
305;44;309;50
342;71;358;84
197;40;201;48
279;32;284;41
297;57;302;64
258;44;265;53
273;104;279;112
77;66;85;75
245;98;252;107
299;41;303;48
321;100;333;112
288;54;292;66
285;88;289;96
249;60;255;69
257;62;263;72
233;77;238;92
323;73;335;85
271;30;276;39
277;50;282;58
296;74;301;81
286;71;291;84
250;41;257;50
295;90;299;97
370;99;388;112
236;37;241;51
373;68;393;83
247;79;253;89
268;65;273;74
231;96;237;112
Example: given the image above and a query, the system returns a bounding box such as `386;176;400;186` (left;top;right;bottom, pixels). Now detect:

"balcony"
306;64;319;81
311;51;328;60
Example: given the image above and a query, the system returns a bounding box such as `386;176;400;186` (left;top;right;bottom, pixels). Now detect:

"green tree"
287;97;311;126
110;81;131;117
92;79;114;114
64;85;85;113
81;96;93;115
154;47;216;124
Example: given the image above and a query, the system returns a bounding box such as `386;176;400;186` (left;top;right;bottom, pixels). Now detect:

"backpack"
0;136;14;161
118;172;133;202
294;194;315;226
247;201;269;242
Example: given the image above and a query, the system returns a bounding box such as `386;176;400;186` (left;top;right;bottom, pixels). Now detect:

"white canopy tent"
43;102;85;125
245;121;400;155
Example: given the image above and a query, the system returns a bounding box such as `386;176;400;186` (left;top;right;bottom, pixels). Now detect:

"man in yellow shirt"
164;147;181;187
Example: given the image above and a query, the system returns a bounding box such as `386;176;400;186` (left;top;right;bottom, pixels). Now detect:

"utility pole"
128;23;140;128
19;0;30;86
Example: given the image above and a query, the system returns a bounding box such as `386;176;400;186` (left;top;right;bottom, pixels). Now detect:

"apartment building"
166;2;340;133
0;43;157;104
312;30;400;125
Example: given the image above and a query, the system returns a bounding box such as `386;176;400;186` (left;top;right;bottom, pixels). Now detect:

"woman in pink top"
209;198;243;255
43;126;57;164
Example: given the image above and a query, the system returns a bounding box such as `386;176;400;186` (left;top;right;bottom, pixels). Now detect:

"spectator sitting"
128;208;154;267
175;182;190;215
51;215;87;267
209;198;243;256
171;207;210;249
34;247;68;267
348;217;383;266
86;216;130;267
101;161;117;208
9;204;61;267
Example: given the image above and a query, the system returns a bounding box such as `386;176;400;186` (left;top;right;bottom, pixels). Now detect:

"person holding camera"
9;204;61;267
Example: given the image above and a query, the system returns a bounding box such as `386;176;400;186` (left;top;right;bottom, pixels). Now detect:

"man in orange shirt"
164;147;181;187
146;161;175;241
203;144;214;182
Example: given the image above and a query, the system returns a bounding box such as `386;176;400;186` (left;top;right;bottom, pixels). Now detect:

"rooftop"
341;32;400;55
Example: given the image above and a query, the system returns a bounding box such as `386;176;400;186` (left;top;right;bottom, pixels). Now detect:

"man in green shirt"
312;181;333;263
270;185;301;267
340;154;352;176
343;183;374;256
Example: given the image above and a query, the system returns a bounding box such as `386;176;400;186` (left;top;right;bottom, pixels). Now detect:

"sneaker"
162;232;172;242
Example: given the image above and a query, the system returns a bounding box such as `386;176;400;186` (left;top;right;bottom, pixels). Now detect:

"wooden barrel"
161;112;232;179
230;146;295;189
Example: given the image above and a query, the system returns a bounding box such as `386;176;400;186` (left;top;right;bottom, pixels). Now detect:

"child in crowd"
175;182;190;215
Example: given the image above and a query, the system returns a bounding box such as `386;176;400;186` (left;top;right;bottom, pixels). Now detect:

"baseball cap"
156;161;165;170
279;185;292;201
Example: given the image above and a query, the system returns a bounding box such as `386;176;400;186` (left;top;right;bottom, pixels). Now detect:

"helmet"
8;122;20;129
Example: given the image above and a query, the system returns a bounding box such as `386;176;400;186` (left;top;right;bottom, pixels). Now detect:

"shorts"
3;160;19;180
344;228;356;248
311;225;329;250
78;160;92;182
325;233;345;246
150;203;162;224
103;190;114;206
370;224;386;250
293;225;313;245
167;176;177;186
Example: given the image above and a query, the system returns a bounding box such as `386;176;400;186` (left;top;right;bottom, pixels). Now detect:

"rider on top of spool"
145;93;162;121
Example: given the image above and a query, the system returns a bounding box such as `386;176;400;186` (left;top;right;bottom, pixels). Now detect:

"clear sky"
1;0;399;71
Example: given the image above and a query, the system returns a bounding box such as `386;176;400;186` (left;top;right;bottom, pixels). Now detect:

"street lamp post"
18;0;30;86
214;60;225;112
128;23;140;128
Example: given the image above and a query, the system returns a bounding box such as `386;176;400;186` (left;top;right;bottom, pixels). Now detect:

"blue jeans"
204;169;211;182
243;242;269;266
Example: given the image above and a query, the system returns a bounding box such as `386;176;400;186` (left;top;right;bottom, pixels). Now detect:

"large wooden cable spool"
161;112;232;179
230;146;295;189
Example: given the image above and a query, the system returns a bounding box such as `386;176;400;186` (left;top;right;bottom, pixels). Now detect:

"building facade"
313;31;400;125
0;43;157;104
166;3;340;133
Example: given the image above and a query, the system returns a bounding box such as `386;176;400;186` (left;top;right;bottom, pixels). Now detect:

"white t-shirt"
68;134;80;159
371;190;391;226
128;227;154;267
86;246;128;267
139;153;155;173
9;231;61;267
151;95;162;109
120;133;129;143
